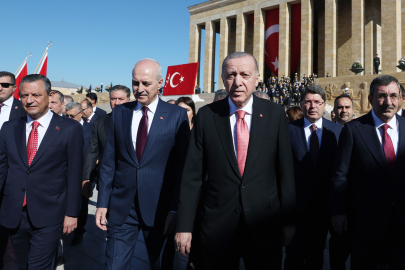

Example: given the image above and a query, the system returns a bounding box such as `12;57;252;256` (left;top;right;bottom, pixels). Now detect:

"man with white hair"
95;59;190;269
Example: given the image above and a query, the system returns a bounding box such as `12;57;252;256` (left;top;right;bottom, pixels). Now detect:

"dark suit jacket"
94;107;107;118
289;118;342;215
0;113;83;228
85;113;99;125
82;121;93;157
82;114;111;182
331;112;405;242
9;98;26;121
176;95;296;255
97;99;190;227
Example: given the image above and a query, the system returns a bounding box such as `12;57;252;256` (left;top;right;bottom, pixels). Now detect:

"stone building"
188;0;403;94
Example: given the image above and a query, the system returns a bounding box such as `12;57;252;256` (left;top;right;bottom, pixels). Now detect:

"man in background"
81;99;98;124
213;89;227;102
374;54;380;74
333;95;354;127
0;71;26;129
86;92;106;117
49;90;65;116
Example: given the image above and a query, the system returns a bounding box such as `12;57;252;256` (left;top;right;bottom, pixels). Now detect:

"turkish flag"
14;61;28;99
163;63;199;96
38;52;48;76
265;9;279;76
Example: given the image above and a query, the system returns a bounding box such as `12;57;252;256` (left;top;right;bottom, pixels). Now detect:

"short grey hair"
222;52;259;76
52;90;64;103
65;102;82;112
109;85;131;99
213;89;228;102
133;58;162;81
253;91;269;100
64;95;73;104
20;74;52;95
370;75;401;96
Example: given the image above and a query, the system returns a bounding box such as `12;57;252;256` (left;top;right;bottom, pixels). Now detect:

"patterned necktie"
24;121;40;207
0;103;4;113
310;124;319;165
380;124;396;172
86;118;89;123
237;110;249;177
136;106;149;162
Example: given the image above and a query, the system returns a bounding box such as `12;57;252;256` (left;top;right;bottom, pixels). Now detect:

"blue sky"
1;0;219;91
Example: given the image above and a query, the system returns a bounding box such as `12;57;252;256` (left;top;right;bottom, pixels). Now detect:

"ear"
255;73;260;87
158;78;163;88
368;94;373;105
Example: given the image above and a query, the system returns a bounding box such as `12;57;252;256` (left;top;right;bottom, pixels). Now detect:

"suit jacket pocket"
269;193;280;209
203;192;217;209
48;182;66;195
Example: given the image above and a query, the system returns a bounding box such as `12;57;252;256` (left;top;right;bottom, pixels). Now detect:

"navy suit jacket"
97;99;190;227
0;112;84;228
9;98;26;121
82;121;93;157
94;107;107;118
331;112;405;241
289;117;342;214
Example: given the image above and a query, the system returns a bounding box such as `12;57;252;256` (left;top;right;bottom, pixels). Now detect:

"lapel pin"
260;114;263;118
15;106;18;109
160;117;164;120
56;126;60;130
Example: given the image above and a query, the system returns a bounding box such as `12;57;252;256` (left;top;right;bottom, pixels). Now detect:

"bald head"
132;58;163;106
132;59;162;82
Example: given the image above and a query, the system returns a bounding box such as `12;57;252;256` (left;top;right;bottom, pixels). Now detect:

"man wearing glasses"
331;75;405;268
0;71;26;129
285;85;342;269
80;99;97;124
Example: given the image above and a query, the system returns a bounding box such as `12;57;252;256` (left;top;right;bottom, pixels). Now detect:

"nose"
233;74;243;88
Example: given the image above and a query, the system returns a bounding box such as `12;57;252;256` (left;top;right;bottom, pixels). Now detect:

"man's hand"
163;212;176;235
331;215;347;235
63;216;77;235
96;208;108;231
282;226;295;247
82;180;93;198
175;232;192;258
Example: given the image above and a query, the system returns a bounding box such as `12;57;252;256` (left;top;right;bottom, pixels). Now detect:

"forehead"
132;61;158;80
20;80;46;93
376;82;399;93
336;97;352;106
224;56;256;73
303;93;323;100
0;76;12;83
50;93;61;101
111;90;127;98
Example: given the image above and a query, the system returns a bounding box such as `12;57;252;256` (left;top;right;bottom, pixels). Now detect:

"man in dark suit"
49;90;65;116
81;99;98;124
0;71;26;129
374;54;381;74
86;92;107;117
175;52;296;269
284;85;342;269
82;85;131;199
331;75;405;269
0;74;83;269
95;59;190;269
396;85;405;117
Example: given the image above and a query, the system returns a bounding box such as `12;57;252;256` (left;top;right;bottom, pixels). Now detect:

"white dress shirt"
94;106;98;113
87;111;96;122
0;96;14;130
372;109;399;156
26;109;53;147
131;97;159;150
397;108;403;116
229;96;253;159
80;119;84;126
304;117;323;149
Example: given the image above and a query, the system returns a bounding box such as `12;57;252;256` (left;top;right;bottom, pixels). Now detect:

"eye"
132;81;139;86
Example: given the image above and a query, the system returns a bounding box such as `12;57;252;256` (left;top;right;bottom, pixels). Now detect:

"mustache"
136;91;148;96
380;105;396;110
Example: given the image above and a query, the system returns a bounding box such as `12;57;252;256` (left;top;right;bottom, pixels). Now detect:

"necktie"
0;103;4;113
136;106;149;162
380;124;396;171
237;110;249;177
24;121;40;207
309;124;319;165
86;118;89;123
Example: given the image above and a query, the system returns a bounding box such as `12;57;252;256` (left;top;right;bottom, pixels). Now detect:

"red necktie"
136;107;149;162
237;110;249;177
24;121;39;207
310;124;319;165
380;124;396;171
86;118;89;123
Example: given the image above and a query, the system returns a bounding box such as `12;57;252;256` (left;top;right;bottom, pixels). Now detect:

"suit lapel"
14;118;28;168
122;103;138;164
29;114;62;168
394;116;405;177
103;115;110;137
9;98;19;121
213;99;240;178
295;118;308;152
140;99;167;163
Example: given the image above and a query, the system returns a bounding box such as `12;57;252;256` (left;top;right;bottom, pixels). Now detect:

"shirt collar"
304;117;323;130
372;109;398;131
3;95;14;106
135;96;159;114
94;106;97;111
27;109;53;127
228;95;253;116
397;108;403;116
80;119;84;126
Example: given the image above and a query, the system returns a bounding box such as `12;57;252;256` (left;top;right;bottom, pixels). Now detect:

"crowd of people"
0;51;404;270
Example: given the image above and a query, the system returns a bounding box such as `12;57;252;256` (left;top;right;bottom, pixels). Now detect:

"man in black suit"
0;71;26;129
175;52;296;269
374;54;381;74
284;85;342;269
86;92;107;117
48;90;65;116
81;99;98;124
331;75;405;269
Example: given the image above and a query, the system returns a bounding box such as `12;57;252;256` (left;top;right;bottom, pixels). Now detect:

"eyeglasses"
66;111;83;118
303;100;325;107
0;83;14;88
376;93;400;102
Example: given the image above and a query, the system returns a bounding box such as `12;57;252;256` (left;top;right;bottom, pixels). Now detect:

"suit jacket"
9;98;26;121
94;107;107;118
82;121;93;157
176;95;296;255
82;114;111;182
331;112;405;241
289;118;342;215
0;112;83;228
97;99;190;227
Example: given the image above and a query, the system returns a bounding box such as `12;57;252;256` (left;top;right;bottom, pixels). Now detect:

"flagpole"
34;41;53;74
14;53;32;75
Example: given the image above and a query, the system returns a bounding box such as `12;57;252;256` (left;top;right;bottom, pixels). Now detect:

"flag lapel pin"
160;117;164;120
260;114;263;118
56;126;60;130
15;106;18;109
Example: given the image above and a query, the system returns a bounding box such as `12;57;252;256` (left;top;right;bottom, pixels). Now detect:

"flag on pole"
37;51;48;76
14;61;28;100
163;63;199;96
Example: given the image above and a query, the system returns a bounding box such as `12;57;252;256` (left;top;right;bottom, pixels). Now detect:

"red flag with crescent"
14;61;28;100
265;9;279;76
38;51;48;76
163;63;199;96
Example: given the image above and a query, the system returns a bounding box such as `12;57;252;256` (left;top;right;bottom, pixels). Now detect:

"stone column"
279;3;291;80
218;17;229;90
365;5;374;75
352;0;364;75
402;0;405;56
300;0;313;80
236;13;246;52
253;9;265;79
381;0;401;73
203;21;215;93
189;23;201;85
324;0;337;77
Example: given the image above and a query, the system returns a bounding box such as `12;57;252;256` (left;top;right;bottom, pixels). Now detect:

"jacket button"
22;188;25;192
235;208;240;213
27;170;30;175
241;184;245;189
132;186;136;189
137;166;141;170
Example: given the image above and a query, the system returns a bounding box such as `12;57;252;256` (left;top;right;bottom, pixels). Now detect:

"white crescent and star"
169;72;185;88
265;24;279;71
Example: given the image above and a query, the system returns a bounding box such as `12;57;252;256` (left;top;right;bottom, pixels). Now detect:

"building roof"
51;80;81;89
188;0;245;15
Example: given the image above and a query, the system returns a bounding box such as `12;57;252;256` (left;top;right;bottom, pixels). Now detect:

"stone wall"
337;0;352;76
